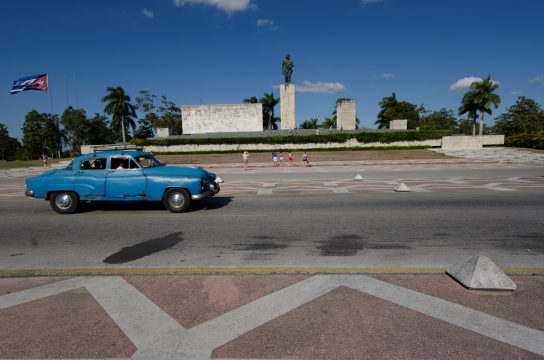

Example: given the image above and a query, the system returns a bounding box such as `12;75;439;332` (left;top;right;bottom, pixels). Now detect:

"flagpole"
47;75;60;159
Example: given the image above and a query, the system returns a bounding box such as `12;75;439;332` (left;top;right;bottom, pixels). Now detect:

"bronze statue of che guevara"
282;54;294;84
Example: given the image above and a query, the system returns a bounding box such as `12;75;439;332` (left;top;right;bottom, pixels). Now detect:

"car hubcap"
169;193;184;208
56;194;72;209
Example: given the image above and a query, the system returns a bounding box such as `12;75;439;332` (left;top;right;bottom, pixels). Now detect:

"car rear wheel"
163;188;190;213
50;191;79;214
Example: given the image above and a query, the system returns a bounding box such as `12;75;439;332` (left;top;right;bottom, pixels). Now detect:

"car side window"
110;157;140;170
80;158;106;170
128;159;139;169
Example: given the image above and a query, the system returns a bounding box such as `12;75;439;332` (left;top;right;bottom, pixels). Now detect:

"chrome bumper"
25;190;34;197
191;183;220;200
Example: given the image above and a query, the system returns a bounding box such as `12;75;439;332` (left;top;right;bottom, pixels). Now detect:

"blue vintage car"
25;149;220;214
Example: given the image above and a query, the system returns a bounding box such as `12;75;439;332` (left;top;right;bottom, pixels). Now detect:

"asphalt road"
1;191;543;271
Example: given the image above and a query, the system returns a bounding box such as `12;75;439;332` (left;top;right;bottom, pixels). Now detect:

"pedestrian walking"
279;151;284;166
242;151;249;171
272;150;278;167
41;153;48;167
288;151;293;166
302;151;308;167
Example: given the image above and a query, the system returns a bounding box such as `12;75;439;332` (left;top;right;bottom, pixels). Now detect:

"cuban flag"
10;74;48;94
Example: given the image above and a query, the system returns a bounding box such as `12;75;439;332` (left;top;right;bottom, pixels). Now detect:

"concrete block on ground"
447;255;516;290
394;183;411;192
389;119;407;130
441;135;505;150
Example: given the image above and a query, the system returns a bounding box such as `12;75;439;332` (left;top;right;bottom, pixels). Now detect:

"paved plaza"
1;147;543;359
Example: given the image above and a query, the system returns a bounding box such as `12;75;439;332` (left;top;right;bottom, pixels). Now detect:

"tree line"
0;88;182;161
1;79;543;161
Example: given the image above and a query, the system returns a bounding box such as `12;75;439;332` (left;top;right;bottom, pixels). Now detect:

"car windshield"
135;154;164;168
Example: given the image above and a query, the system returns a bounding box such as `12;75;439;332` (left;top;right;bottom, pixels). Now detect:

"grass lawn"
0;149;453;170
0;159;68;170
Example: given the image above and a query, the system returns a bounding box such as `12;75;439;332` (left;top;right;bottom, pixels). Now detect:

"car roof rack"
91;144;145;152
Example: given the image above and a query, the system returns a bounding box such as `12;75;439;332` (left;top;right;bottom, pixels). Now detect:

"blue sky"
1;0;543;139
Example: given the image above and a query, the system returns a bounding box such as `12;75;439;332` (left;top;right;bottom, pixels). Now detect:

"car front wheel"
50;191;79;214
163;188;190;213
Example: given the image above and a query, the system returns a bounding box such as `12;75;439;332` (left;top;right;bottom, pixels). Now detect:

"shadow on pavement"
76;196;233;213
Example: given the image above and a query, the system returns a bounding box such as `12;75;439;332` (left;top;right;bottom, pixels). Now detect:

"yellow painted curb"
1;267;543;277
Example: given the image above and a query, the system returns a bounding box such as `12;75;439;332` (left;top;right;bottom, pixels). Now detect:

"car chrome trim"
25;190;34;197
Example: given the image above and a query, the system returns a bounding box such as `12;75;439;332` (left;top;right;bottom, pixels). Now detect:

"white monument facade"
336;100;356;130
182;103;263;134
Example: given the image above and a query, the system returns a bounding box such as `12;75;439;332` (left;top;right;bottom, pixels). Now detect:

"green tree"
0;124;22;161
21;110;61;160
61;106;88;154
375;93;398;129
300;118;319;129
493;97;544;136
86;113;117;145
459;76;501;135
259;92;280;130
102;86;136;143
134;90;158;139
243;96;258;104
458;95;479;136
321;117;336;129
158;95;183;135
419;108;458;131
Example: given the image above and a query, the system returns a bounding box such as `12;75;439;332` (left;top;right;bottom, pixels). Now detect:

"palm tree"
102;86;136;143
243;96;258;104
459;76;500;135
458;93;479;136
259;92;279;130
375;92;398;129
300;118;319;129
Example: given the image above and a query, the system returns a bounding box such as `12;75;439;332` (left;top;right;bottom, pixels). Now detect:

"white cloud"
142;8;154;18
382;72;396;79
449;77;482;91
257;19;274;26
172;0;255;14
296;81;346;94
529;75;544;84
361;0;386;5
449;76;500;91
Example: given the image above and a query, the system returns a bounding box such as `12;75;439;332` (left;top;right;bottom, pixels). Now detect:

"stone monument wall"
336;100;356;130
182;104;263;134
280;84;295;130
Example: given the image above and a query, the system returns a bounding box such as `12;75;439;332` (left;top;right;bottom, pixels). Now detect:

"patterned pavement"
2;159;544;198
1;274;543;360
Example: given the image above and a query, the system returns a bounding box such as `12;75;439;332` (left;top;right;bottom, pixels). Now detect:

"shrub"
131;130;452;147
506;132;544;150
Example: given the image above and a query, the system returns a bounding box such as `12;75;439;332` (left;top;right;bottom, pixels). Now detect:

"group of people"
242;150;309;170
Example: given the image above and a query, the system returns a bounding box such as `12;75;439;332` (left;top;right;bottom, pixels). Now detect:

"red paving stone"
0;276;69;296
0;287;136;359
371;275;544;331
124;274;308;328
212;286;542;360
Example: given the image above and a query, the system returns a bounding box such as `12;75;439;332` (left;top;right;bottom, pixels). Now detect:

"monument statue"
282;54;294;84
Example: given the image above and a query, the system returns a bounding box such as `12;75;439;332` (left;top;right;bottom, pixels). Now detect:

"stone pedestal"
280;84;295;130
336;100;356;130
